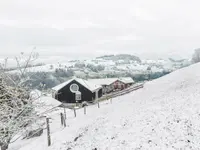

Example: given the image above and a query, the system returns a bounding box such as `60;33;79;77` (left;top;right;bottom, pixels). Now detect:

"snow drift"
10;63;200;150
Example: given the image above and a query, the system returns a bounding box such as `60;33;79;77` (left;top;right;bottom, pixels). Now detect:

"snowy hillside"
9;62;200;149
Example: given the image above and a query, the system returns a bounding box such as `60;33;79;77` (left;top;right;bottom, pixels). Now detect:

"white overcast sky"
0;0;199;63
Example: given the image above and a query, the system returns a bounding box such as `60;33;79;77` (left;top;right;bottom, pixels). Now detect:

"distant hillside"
7;54;191;90
97;54;141;62
168;58;186;62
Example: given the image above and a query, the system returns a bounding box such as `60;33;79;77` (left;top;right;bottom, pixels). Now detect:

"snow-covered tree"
0;52;39;150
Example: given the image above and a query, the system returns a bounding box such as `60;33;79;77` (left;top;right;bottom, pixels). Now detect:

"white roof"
88;77;134;86
52;77;102;92
88;78;118;86
33;96;62;115
119;77;135;84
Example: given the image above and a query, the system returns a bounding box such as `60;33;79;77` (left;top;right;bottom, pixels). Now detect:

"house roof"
30;90;62;115
52;77;102;92
33;96;62;115
119;77;135;84
88;78;118;86
88;77;135;86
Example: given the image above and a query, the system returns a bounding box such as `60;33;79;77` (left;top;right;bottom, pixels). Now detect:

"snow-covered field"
10;62;200;150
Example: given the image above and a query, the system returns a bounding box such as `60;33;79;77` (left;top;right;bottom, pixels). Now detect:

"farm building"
88;77;135;94
52;77;102;103
88;78;117;94
119;77;135;88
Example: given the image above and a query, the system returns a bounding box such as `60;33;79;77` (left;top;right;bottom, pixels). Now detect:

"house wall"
112;80;126;90
100;81;134;95
98;88;103;98
55;80;102;103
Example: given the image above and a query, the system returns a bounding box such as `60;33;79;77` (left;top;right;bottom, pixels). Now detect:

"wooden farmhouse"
119;77;135;88
88;78;117;94
88;77;135;94
52;78;102;103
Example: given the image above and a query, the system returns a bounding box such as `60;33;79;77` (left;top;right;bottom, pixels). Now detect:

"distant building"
52;77;102;103
119;77;135;88
88;77;135;94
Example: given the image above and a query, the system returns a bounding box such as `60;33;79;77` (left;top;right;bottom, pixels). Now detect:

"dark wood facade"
112;80;126;90
54;80;102;103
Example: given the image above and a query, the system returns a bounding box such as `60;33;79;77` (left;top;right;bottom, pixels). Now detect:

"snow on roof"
119;77;135;84
30;90;61;115
88;78;118;86
52;77;102;92
33;96;62;115
88;77;134;85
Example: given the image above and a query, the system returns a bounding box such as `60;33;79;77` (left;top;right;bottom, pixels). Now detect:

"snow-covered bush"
0;52;40;150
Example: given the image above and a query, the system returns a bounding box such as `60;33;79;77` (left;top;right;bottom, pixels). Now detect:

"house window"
70;84;79;92
75;93;81;101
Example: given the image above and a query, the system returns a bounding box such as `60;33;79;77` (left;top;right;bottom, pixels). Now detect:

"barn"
88;77;135;94
119;77;135;88
52;78;102;103
88;78;118;94
112;79;126;91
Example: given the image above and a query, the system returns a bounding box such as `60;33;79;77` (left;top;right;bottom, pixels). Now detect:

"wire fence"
99;83;144;101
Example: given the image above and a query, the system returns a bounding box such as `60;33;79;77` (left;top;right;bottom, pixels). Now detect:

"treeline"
11;69;171;90
8;68;74;90
129;71;171;82
96;54;141;62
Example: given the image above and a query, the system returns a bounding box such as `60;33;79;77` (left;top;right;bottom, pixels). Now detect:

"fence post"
97;99;100;108
84;106;86;115
60;113;63;126
64;108;67;120
46;117;51;146
74;108;76;117
63;115;66;127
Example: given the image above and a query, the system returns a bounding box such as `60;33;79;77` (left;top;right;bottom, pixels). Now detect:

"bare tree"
0;52;39;150
192;48;200;63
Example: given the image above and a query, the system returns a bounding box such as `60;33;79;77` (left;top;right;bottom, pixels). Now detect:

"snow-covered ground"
9;62;200;150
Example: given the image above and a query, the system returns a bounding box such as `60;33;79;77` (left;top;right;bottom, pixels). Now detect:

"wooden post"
96;90;100;108
46;117;51;146
84;106;86;115
74;108;76;117
60;113;63;126
64;108;67;120
97;99;100;108
63;115;66;127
